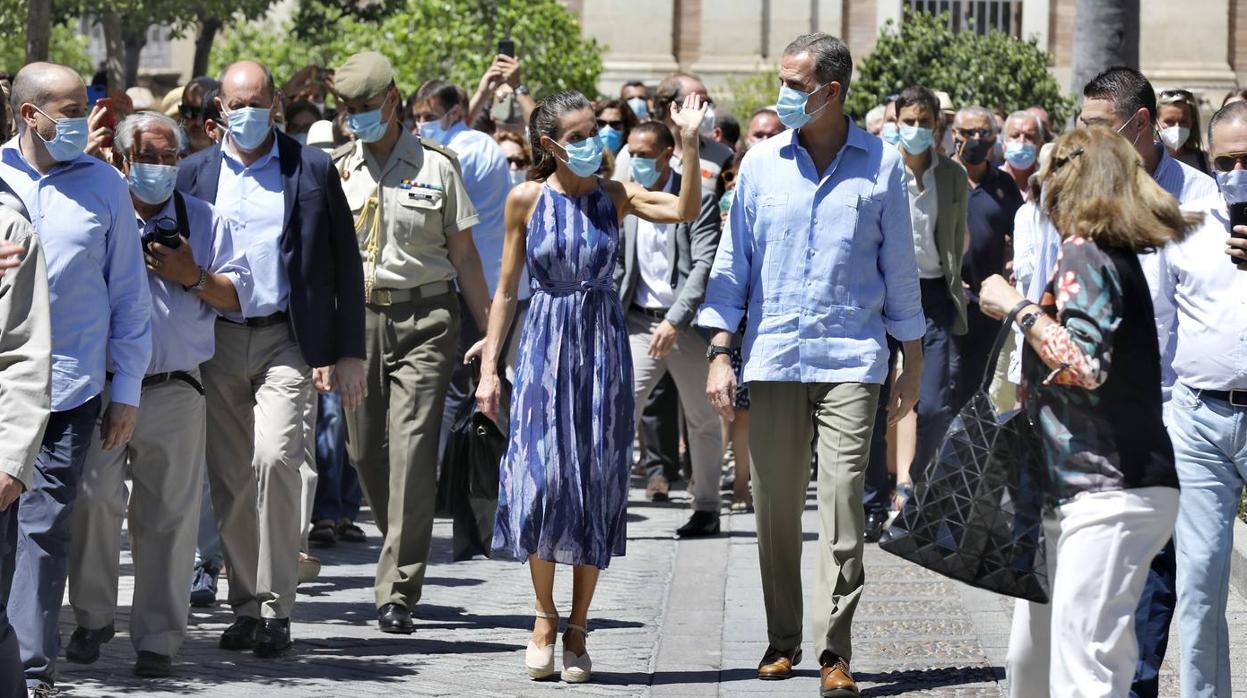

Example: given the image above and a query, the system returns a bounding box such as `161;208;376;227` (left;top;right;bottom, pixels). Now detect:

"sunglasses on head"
1214;152;1247;172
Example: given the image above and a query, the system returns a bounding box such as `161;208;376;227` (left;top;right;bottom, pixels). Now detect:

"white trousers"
1006;486;1178;698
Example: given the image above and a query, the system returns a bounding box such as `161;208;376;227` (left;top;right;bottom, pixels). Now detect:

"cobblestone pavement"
53;479;1247;697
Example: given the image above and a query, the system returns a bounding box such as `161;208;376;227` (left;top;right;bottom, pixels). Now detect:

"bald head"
11;62;84;114
219;61;276;108
1209;99;1247;155
11;62;86;135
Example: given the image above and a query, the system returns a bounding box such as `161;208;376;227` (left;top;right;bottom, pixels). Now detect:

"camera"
142;217;181;250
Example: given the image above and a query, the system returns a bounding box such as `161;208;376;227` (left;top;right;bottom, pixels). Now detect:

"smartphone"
86;84;106;107
498;39;515;58
95;97;115;149
1231;202;1247;267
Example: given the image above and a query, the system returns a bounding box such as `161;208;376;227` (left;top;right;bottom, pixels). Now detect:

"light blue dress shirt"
138;193;252;374
697;121;926;385
0;139;152;410
1022;145;1218;395
216;133;287;320
442;122;528;299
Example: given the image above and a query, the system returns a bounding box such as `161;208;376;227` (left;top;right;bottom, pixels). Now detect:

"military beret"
334;51;394;101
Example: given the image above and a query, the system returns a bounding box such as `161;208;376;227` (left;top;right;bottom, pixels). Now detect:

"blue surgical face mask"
556;134;604;178
347;94;393;144
630;156;662;188
898;125;934;154
599;125;623;154
626;97;648;120
880;122;900;145
128;163;179;205
418;116;449;145
1005;141;1038;170
1217;169;1247;205
508;169;527;187
775;83;829;129
223;106;273;151
34;106;88;162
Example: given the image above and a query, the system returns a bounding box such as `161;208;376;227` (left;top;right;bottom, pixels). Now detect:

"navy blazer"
176;130;365;367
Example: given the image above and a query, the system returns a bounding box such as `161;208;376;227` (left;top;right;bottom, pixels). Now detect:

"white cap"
306;119;336;152
126;86;156;111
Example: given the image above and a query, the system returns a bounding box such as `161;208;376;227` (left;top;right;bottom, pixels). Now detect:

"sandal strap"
534;610;559;620
565;623;588;635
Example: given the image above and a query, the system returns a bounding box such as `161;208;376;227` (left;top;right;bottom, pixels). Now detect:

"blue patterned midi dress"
492;182;635;569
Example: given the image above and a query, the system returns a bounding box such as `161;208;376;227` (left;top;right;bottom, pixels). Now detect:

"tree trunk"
25;0;51;63
122;28;148;88
100;13;127;90
1071;0;1140;94
193;17;222;79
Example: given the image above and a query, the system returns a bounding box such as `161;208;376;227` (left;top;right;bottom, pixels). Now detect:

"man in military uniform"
332;51;492;634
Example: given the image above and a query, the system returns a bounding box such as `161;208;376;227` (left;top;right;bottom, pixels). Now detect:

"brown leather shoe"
819;657;859;697
756;645;802;680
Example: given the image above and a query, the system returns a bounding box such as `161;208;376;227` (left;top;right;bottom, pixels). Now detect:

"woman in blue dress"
468;90;706;683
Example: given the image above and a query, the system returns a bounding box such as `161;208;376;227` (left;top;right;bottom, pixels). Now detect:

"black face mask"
959;138;994;165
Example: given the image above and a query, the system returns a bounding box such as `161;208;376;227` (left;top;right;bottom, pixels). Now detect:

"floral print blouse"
1022;236;1178;505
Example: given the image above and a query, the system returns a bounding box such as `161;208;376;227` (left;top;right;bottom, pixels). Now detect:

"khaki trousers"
68;376;205;656
747;381;880;662
345;293;458;609
627;310;723;511
203;321;314;620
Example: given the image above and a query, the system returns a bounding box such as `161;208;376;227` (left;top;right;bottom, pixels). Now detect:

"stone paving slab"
48;478;1247;697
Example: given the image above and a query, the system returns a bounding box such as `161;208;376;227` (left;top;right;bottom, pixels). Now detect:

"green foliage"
213;0;602;99
720;69;779;123
846;9;1074;128
0;23;91;75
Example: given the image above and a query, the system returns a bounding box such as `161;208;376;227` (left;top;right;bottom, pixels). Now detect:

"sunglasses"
958;127;994;139
506;155;530;168
179;104;204;120
1213;152;1247;172
597;118;624;130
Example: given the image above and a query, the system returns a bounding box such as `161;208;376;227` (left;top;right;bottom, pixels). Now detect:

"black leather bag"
879;315;1051;603
438;364;510;561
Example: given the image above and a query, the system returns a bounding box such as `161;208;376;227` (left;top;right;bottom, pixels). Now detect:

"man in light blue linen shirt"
699;33;924;695
410;79;528;455
0;62;152;695
64;112;250;680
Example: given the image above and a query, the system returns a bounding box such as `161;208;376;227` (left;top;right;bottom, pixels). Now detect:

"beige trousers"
345;293;459;609
68;375;205;656
747;381;880;663
203;321;314;620
627;310;723;511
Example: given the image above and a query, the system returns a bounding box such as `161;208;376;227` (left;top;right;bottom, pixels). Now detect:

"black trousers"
641;372;690;483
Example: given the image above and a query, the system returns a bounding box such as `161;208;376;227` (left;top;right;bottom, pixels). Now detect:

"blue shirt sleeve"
878;157;925;342
696;157;754;333
104;181;152;406
205;206;253;312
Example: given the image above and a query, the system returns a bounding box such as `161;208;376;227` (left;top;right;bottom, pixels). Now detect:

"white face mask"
1159;125;1190;151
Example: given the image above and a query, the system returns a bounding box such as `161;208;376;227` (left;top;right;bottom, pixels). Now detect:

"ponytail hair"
528;90;592;181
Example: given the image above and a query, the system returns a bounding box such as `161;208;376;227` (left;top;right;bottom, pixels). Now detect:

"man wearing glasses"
1005;66;1217;698
65;111;249;679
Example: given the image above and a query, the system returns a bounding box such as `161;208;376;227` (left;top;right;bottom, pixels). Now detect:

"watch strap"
187;266;208;293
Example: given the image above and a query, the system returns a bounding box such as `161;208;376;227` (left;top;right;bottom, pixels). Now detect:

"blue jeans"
194;479;223;568
864;337;900;517
913;279;961;476
0;397;100;688
312;392;361;523
1170;383;1247;698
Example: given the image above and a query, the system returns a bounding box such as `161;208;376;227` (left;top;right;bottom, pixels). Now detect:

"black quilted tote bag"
879;315;1051;603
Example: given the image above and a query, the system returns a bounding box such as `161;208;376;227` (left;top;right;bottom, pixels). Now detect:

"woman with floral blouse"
978;125;1202;697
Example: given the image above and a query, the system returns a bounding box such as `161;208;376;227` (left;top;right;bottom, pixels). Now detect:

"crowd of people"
0;28;1243;698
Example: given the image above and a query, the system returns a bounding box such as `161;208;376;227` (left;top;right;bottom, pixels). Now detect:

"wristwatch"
1018;307;1042;332
706;344;732;362
185;266;209;293
513;84;530;97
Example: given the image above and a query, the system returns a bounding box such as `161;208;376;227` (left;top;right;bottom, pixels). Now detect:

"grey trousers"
346;294;459;609
69;376;205;656
747;381;880;663
203;321;314;620
627;310;723;511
